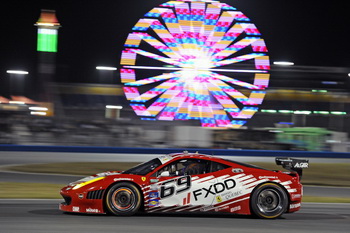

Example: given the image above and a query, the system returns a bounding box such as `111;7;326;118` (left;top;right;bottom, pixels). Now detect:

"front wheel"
250;183;288;219
105;182;142;216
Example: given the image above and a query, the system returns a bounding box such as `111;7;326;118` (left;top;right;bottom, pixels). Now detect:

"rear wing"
275;157;309;179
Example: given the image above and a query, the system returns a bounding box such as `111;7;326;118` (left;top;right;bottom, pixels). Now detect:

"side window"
183;159;208;175
155;159;210;177
210;161;230;173
155;160;186;177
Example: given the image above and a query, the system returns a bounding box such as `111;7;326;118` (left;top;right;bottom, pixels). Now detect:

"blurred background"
1;0;350;152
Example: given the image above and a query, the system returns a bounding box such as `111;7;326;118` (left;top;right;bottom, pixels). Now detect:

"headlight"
72;177;104;190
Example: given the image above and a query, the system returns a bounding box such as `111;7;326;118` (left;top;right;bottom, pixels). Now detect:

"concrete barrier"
1;145;350;158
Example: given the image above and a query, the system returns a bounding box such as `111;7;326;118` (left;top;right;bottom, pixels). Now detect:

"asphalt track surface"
0;199;349;233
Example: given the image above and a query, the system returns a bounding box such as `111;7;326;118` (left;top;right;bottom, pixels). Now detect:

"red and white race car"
60;152;308;219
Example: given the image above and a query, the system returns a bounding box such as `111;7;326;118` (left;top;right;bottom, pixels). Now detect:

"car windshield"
122;158;162;175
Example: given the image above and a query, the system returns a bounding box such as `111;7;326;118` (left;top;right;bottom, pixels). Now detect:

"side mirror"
159;171;170;177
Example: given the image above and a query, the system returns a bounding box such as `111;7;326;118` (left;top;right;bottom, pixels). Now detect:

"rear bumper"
288;201;302;213
287;184;303;213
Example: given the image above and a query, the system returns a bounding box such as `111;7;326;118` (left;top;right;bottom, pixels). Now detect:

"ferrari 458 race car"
60;152;308;219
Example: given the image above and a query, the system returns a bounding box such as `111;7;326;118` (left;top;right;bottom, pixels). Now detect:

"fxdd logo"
193;179;236;201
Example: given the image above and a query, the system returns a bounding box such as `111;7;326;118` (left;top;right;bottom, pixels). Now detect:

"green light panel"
37;28;58;52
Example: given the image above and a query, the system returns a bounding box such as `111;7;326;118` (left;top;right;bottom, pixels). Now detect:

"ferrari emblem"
216;196;222;203
141;177;147;182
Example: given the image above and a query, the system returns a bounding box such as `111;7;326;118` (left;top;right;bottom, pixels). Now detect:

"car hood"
68;171;121;186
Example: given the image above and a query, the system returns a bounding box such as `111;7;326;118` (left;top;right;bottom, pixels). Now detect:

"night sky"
1;0;349;88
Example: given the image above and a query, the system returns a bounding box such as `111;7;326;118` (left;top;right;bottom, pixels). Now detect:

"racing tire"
250;182;288;219
105;182;142;216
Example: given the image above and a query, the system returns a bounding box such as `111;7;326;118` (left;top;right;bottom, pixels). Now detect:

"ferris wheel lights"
124;65;268;73
121;0;270;128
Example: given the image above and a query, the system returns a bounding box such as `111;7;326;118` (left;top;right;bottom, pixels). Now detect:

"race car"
59;152;308;219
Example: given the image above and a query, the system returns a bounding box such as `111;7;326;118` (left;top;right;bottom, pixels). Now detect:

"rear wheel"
105;182;141;216
250;183;288;219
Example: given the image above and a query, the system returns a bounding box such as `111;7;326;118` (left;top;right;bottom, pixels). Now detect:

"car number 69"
160;176;191;199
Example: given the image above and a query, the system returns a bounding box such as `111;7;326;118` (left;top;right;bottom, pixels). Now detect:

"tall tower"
35;9;61;115
35;9;60;52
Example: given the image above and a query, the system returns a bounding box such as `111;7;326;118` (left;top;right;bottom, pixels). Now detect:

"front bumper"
59;186;106;214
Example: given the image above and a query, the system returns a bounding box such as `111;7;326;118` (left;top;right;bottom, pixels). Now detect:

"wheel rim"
111;188;136;211
257;188;282;214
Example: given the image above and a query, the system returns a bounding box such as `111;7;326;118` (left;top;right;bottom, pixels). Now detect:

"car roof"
168;152;213;159
163;152;267;170
164;152;225;163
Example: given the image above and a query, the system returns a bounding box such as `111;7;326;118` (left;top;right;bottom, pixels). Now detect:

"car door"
148;158;217;208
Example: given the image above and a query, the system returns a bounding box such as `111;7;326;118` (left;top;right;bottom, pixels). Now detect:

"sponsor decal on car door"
149;174;217;207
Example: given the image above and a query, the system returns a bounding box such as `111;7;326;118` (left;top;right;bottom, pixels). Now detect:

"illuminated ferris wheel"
120;0;270;128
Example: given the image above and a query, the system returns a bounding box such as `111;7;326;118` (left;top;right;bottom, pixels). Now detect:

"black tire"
105;182;142;216
250;182;288;219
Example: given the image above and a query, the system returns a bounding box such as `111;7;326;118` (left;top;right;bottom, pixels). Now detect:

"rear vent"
87;189;105;199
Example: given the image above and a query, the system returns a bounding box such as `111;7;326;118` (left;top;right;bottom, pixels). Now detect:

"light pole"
6;70;29;75
6;70;29;97
35;9;61;117
273;61;295;66
96;66;117;71
96;66;117;84
35;9;60;101
105;105;123;119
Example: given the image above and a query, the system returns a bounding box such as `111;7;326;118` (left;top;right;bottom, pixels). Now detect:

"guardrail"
1;145;350;158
